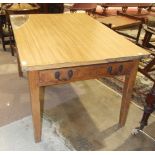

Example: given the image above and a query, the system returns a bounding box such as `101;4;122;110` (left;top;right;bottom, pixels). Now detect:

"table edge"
21;54;149;71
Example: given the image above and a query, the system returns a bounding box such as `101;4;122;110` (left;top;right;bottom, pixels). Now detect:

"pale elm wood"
28;71;41;143
10;13;149;71
119;60;139;126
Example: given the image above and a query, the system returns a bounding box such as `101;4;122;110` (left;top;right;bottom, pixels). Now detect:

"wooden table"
10;13;149;143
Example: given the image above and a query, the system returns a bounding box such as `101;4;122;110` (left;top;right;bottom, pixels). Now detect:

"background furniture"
37;3;64;13
138;24;155;82
98;11;145;44
101;3;152;14
135;83;155;131
135;24;155;132
5;3;40;14
0;14;11;51
131;82;155;138
4;3;40;56
142;25;155;48
0;4;15;52
10;13;148;143
70;3;97;15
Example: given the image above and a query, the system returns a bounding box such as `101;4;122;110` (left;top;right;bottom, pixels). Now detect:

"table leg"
16;51;23;77
12;46;23;77
28;71;41;143
119;60;139;126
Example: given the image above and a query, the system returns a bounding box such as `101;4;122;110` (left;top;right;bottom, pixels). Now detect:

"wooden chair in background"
132;24;155;133
138;24;155;82
137;83;155;131
5;3;40;14
98;11;145;44
4;3;40;56
0;14;12;51
70;3;97;15
101;3;152;14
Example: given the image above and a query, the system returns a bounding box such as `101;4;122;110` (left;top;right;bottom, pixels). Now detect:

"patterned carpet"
100;71;154;107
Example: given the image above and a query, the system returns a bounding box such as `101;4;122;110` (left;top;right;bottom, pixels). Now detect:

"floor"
0;116;73;151
44;80;155;151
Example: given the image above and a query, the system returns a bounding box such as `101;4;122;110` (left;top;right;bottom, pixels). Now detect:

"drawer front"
39;61;134;85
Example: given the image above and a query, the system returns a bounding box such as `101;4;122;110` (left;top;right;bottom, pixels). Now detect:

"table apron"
38;61;135;86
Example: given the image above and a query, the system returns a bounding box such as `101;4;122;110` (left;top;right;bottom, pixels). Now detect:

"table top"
10;13;149;71
97;15;141;30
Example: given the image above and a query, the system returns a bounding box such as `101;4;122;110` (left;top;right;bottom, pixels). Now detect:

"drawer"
39;61;134;85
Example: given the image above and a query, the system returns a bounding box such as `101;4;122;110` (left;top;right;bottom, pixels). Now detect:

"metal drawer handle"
55;70;73;81
118;65;123;73
107;66;113;74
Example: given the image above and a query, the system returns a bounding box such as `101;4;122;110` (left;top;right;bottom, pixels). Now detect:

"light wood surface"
10;13;149;71
97;15;141;30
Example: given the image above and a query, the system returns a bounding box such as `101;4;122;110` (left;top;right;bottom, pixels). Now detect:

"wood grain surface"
10;13;149;71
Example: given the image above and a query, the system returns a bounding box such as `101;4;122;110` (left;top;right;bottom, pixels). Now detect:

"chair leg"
139;84;155;130
143;57;155;72
136;23;142;44
142;31;152;47
102;7;108;15
138;57;155;82
17;53;23;77
138;7;142;14
10;44;14;56
13;46;23;77
8;22;15;56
